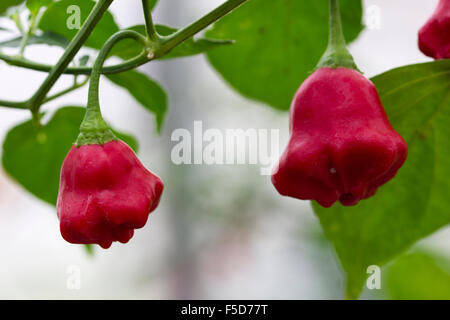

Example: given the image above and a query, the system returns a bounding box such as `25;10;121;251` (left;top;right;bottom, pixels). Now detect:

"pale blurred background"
0;0;449;299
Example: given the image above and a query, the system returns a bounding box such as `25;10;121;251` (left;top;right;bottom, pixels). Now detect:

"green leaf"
26;0;52;15
0;0;24;15
206;0;363;110
0;31;68;48
110;25;233;61
38;0;119;50
387;252;450;300
2;106;138;205
149;0;158;10
106;70;167;133
312;59;450;299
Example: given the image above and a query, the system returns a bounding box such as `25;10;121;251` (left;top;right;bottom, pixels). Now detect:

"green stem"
29;0;114;113
0;0;248;110
159;0;247;57
43;77;89;104
0;99;28;109
0;51;148;75
316;0;358;70
142;0;159;43
76;30;147;146
19;12;39;57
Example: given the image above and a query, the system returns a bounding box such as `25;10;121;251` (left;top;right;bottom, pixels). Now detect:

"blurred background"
0;0;450;299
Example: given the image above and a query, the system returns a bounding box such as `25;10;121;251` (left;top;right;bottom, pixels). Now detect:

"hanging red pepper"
272;0;408;207
57;31;164;248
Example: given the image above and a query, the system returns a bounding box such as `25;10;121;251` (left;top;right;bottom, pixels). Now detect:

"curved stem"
142;0;159;42
77;30;147;146
0;0;249;111
29;0;114;113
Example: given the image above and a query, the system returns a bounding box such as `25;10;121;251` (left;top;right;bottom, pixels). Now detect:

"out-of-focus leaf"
312;60;450;299
2;106;138;205
110;24;233;61
107;70;167;133
149;0;158;10
26;0;52;15
0;31;68;48
387;252;450;300
0;0;24;15
39;0;119;50
206;0;363;110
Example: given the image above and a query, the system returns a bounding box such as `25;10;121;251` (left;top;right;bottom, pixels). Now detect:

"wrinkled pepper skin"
418;0;450;59
57;140;164;249
272;67;408;208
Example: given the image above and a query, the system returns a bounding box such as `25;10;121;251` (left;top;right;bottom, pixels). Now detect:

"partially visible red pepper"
419;0;450;60
57;140;163;249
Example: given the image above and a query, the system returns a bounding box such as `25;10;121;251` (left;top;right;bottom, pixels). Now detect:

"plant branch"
0;51;149;75
43;77;89;104
0;0;248;110
158;0;247;57
142;0;159;43
0;99;28;109
29;0;114;113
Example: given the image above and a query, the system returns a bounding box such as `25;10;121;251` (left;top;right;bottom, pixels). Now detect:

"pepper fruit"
57;31;163;248
418;0;450;60
271;0;408;208
57;140;164;249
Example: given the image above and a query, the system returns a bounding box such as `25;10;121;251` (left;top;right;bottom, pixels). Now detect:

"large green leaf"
387;251;450;300
38;0;119;50
107;70;167;132
2;106;138;205
0;0;24;15
110;24;233;61
312;60;450;299
206;0;363;110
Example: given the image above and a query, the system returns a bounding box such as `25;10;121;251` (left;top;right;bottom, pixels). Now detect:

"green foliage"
387;252;450;300
149;0;158;11
26;0;52;15
107;70;168;133
206;0;363;110
111;25;234;60
39;0;119;50
313;60;450;299
0;0;24;15
2;107;138;205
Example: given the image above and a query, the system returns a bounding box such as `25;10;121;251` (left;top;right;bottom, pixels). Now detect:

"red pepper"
56;31;164;249
271;0;408;208
57;140;163;249
272;67;407;207
419;0;450;60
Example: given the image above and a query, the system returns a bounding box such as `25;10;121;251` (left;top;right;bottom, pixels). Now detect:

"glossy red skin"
57;140;164;249
272;67;408;208
418;0;450;59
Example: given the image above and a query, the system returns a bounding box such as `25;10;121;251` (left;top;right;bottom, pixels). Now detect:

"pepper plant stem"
316;0;358;70
77;30;147;146
29;0;114;113
159;0;247;57
0;0;249;110
142;0;159;43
